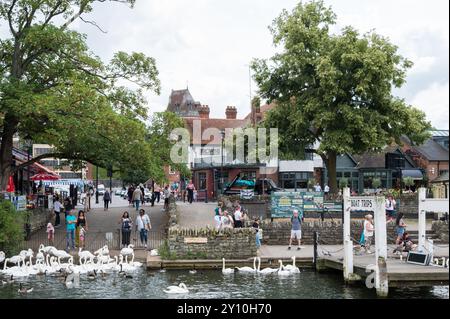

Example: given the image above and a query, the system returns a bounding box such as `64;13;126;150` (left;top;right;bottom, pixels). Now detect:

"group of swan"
0;244;143;284
222;257;300;275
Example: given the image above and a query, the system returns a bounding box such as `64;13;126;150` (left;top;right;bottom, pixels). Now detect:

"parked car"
114;189;123;196
144;188;152;203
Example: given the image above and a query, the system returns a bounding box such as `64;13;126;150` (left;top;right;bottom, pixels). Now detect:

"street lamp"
220;129;225;194
23;135;33;195
95;165;99;204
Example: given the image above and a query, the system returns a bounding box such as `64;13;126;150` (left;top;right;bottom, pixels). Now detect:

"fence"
118;229;166;250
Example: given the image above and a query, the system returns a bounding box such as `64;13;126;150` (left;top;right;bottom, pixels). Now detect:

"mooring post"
313;231;318;271
343;188;353;281
418;188;427;253
426;238;434;263
375;196;389;297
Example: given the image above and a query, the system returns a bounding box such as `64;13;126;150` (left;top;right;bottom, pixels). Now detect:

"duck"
256;257;278;274
284;256;300;274
277;260;292;277
236;257;258;273
164;283;189;294
18;283;33;294
222;258;234;275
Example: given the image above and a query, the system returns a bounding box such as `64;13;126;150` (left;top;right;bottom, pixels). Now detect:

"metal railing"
118;229;166;250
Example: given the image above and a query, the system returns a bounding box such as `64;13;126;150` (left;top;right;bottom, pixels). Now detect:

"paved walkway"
177;202;218;228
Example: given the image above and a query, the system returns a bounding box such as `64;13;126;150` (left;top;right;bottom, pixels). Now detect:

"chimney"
225;106;237;119
198;105;210;119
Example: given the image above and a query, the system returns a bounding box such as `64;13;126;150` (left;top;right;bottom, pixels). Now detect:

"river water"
0;269;448;299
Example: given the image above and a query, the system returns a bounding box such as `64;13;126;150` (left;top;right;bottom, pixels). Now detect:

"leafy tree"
252;0;431;194
0;0;160;189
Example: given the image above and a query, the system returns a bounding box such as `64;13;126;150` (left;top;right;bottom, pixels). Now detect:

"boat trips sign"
349;197;375;212
271;192;323;218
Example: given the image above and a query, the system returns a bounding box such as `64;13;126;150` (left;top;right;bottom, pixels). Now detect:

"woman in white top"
234;206;243;228
136;209;151;248
363;215;374;253
220;211;234;230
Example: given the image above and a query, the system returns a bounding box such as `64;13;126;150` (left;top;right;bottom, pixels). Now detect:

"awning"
401;169;424;180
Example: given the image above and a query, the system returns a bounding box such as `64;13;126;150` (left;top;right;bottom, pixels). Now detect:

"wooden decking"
318;254;449;287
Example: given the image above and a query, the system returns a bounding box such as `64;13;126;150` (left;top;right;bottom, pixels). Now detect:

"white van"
97;184;106;196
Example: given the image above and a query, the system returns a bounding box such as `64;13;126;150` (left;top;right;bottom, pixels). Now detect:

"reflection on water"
0;269;448;299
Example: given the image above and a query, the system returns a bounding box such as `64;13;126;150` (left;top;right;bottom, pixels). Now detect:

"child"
46;223;55;245
79;226;86;249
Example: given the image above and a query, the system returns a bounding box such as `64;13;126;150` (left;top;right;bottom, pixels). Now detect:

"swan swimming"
277;260;292;276
257;257;278;274
236;257;258;273
284;256;300;273
222;258;234;275
164;283;189;294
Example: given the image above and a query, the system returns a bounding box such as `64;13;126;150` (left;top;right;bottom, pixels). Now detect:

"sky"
2;0;449;129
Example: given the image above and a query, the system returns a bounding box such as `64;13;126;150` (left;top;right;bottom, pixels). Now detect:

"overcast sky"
4;0;450;129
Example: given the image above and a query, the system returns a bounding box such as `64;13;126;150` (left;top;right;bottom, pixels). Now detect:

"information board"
271;192;323;218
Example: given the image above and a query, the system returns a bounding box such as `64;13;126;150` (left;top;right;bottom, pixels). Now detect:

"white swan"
150;249;159;256
257;257;278;274
277;260;291;276
94;245;110;256
7;255;25;265
236;257;258;273
0;251;5;263
120;245;135;264
78;248;95;265
39;244;57;255
222;258;234;274
164;283;189;294
284;256;300;273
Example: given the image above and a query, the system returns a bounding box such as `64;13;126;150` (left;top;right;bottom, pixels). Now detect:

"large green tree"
252;0;431;193
0;0;160;189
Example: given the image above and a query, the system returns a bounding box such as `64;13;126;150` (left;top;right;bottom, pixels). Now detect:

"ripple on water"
0;269;448;299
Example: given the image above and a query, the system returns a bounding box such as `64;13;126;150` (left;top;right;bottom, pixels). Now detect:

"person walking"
46;222;55;245
103;190;111;211
186;180;195;204
288;210;303;250
139;184;145;206
127;186;134;206
154;184;161;204
65;210;77;251
363;214;374;254
136;209;151;248
163;185;170;210
215;202;224;229
385;194;397;222
119;212;133;248
75;210;88;248
220;210;234;230
53;197;62;227
132;187;143;211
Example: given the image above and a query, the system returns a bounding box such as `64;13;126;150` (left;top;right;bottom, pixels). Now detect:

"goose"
256;257;278;274
0;251;5;263
164;283;189;294
1;275;14;285
236;257;258;273
222;258;234;275
87;269;97;280
277;260;292;277
284;256;300;273
18;283;33;294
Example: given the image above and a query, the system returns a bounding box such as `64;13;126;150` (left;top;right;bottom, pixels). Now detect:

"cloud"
411;82;449;129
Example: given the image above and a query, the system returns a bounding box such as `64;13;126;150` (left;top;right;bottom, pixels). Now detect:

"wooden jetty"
317;254;449;288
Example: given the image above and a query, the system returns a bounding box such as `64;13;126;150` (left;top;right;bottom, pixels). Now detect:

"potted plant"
402;176;414;192
372;178;382;193
338;178;349;189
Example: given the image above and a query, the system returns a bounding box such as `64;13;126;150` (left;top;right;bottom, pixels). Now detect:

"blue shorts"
386;210;396;217
396;227;405;236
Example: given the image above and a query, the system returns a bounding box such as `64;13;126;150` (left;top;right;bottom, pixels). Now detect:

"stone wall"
21;208;53;234
259;220;397;245
168;227;257;260
432;221;449;243
398;193;418;216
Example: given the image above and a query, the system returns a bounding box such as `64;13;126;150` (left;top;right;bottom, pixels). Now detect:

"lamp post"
220;130;225;195
23;136;33;195
95;165;99;204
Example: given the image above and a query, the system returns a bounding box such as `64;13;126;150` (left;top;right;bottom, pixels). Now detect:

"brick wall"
259;220;397;245
432;221;449;243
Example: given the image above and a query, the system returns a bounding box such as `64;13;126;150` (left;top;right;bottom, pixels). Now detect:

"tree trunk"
326;151;338;194
0;114;18;191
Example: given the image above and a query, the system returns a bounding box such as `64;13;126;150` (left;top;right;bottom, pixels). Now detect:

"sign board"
406;251;431;266
271;192;305;218
184;237;208;244
240;190;255;200
349;197;375;212
302;192;324;211
323;201;343;212
12;195;27;211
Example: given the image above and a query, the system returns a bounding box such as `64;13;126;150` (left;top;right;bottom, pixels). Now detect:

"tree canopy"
251;0;431;193
0;0;161;189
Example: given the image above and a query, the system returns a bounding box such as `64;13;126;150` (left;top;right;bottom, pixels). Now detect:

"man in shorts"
288;210;303;251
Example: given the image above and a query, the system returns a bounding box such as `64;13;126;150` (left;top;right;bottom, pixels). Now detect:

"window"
352;172;359;178
59;172;82;179
198;173;207;190
439;170;449;177
336;172;343;178
344;172;351;178
34;147;53;156
242;171;256;180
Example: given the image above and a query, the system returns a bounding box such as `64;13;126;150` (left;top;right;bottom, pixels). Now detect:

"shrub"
158;240;177;260
372;178;382;189
338;178;349;189
403;176;414;188
0;200;24;255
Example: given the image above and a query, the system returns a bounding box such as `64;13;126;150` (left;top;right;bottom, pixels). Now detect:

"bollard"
205;189;208;203
313;232;319;271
